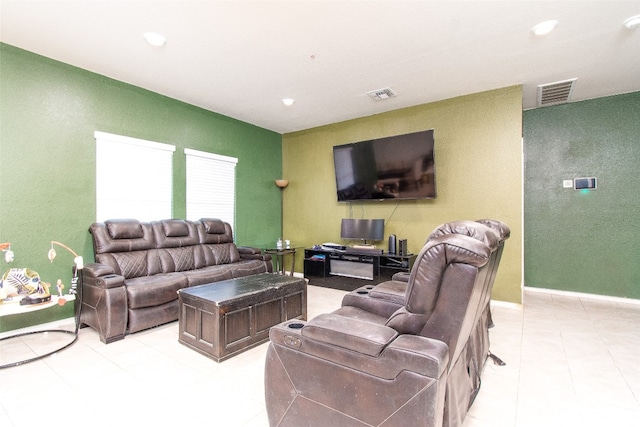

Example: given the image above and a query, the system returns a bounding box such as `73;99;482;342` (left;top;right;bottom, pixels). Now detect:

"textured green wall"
283;87;523;303
0;44;282;316
523;92;640;300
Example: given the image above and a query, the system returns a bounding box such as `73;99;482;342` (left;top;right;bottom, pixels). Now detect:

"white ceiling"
2;1;639;134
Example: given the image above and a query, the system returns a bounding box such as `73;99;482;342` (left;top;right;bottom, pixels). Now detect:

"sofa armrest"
238;246;272;262
237;246;261;255
83;262;124;289
80;262;127;344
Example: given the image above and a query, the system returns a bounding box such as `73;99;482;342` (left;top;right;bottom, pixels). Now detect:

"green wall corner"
0;43;283;330
523;92;640;299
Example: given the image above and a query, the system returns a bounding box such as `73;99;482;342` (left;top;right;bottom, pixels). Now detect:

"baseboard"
524;286;640;306
490;299;522;310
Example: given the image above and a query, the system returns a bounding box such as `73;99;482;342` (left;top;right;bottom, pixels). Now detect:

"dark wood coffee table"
177;273;306;362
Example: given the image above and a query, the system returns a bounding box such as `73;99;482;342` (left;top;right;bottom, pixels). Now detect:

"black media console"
303;248;416;291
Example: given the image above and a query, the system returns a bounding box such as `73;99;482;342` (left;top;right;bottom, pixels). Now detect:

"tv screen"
333;130;436;201
340;218;384;242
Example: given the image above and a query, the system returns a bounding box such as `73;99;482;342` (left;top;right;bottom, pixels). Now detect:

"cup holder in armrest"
287;322;304;329
357;290;369;295
99;274;125;288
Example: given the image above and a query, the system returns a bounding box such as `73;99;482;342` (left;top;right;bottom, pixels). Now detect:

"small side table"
264;248;296;276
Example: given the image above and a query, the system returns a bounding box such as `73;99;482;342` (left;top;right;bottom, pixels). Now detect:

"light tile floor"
1;286;639;426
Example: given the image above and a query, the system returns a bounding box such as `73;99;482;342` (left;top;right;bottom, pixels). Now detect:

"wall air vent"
537;78;577;106
367;87;397;101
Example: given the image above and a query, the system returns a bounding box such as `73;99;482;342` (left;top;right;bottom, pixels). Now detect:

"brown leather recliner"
339;219;510;416
474;219;511;329
341;220;502;317
265;233;492;427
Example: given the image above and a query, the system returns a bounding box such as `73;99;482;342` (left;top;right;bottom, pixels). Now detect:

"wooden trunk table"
177;273;306;362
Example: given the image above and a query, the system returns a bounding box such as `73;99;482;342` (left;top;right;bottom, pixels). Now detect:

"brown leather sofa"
265;228;506;427
80;218;272;343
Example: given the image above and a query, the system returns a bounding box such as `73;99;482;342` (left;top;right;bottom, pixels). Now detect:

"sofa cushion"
95;249;162;279
158;247;197;273
183;265;235;287
201;218;226;234
90;221;155;254
197;218;234;244
332;305;388;325
369;280;407;305
106;219;144;239
128;300;179;334
112;251;149;277
125;272;187;309
152;220;199;249
162;219;190;237
198;243;240;267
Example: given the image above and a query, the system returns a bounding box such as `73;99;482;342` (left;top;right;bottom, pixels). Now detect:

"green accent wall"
283;87;523;303
523;92;640;300
0;43;283;329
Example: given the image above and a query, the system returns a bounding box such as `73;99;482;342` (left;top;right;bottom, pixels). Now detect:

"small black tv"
340;218;384;243
333;129;436;202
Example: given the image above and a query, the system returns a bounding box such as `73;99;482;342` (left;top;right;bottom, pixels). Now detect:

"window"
185;148;237;229
95;131;175;222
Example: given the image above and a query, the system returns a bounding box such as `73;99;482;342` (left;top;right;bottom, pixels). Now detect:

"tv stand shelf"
303;248;416;291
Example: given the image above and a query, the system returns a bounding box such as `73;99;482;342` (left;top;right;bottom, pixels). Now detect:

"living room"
1;2;639;426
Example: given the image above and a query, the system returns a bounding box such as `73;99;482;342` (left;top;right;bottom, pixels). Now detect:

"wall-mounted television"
333;130;436;202
340;218;384;243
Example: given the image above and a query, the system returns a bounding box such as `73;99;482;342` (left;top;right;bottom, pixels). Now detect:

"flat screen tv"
333;129;436;201
340;218;384;243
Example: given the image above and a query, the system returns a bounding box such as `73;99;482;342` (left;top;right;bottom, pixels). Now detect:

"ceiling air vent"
367;87;397;101
537;78;577;106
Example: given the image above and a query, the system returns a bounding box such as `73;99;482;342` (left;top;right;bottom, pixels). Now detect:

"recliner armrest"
270;319;449;380
302;314;448;379
387;335;449;379
303;313;398;357
392;271;410;282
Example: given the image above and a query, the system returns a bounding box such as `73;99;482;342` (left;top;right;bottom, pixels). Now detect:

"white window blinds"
185;148;237;229
95;131;175;222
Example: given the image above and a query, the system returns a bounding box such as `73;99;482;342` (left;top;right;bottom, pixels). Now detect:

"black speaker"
399;239;408;256
388;234;397;254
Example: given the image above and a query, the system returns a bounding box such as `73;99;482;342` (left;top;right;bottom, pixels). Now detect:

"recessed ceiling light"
532;20;558;36
282;98;295;106
143;32;167;47
624;15;640;29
